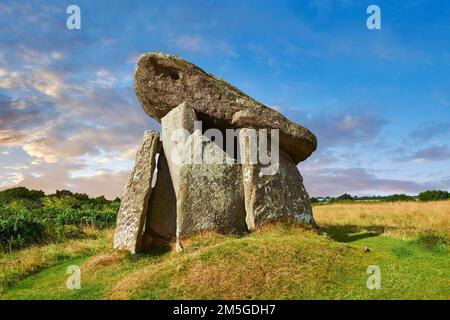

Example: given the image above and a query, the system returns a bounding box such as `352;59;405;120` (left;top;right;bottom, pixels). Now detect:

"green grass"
322;227;449;299
1;224;448;300
0;229;112;294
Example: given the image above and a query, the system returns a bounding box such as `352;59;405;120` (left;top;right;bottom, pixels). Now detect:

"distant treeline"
1;186;449;251
0;187;119;252
310;190;450;204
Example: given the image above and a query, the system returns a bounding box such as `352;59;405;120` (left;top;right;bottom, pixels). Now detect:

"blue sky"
1;0;449;198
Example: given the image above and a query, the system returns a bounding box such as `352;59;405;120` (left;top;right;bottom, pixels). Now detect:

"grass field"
1;201;449;300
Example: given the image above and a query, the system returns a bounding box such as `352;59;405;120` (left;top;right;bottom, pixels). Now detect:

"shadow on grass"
133;245;173;260
321;225;384;243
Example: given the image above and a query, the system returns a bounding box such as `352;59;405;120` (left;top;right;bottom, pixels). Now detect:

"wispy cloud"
16;166;129;199
303;110;387;149
410;121;450;142
302;166;450;197
397;145;450;163
1;0;450;197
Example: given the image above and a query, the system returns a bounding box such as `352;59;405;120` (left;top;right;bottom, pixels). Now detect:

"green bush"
418;190;450;202
0;187;119;252
55;207;117;229
385;194;415;202
0;206;117;252
0;187;45;207
328;193;354;203
0;208;46;251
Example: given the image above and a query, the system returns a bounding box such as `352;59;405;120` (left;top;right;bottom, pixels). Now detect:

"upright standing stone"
113;131;160;254
161;102;247;239
240;129;316;230
161;102;197;192
142;150;177;246
176;159;246;237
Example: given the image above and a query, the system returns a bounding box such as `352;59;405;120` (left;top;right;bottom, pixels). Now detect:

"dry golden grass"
109;253;177;300
82;251;128;271
313;200;450;239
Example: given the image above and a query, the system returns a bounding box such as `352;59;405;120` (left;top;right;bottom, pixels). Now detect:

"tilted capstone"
134;52;317;164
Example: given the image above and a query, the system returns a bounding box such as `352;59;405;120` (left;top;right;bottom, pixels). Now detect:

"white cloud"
0;68;72;97
171;34;237;57
176;34;204;52
0;129;35;146
302;166;423;197
91;69;117;87
50;51;63;60
15;164;130;199
96;69;110;77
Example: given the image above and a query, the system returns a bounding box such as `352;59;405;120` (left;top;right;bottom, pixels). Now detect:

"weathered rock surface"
240;129;316;230
161;103;247;238
176;162;247;237
113;131;160;254
135;52;317;164
143;151;177;242
161;102;197;192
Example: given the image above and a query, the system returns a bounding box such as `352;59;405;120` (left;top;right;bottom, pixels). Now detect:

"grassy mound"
1;220;448;299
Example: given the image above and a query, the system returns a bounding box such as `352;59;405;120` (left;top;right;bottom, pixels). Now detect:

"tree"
0;187;45;203
386;194;414;202
54;190;74;198
418;190;450;202
336;193;353;201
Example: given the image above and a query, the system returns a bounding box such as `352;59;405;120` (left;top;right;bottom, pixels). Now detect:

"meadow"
0;192;448;300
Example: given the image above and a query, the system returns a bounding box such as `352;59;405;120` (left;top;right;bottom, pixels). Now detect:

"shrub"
338;193;353;201
329;193;354;203
55;207;116;229
0;187;44;206
386;194;415;202
0;187;121;252
0;206;117;252
418;190;450;202
0;208;46;251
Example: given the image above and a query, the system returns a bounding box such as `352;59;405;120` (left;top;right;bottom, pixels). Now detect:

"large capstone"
135;52;317;164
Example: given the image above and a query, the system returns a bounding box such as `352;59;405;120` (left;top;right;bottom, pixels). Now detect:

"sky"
1;0;450;199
